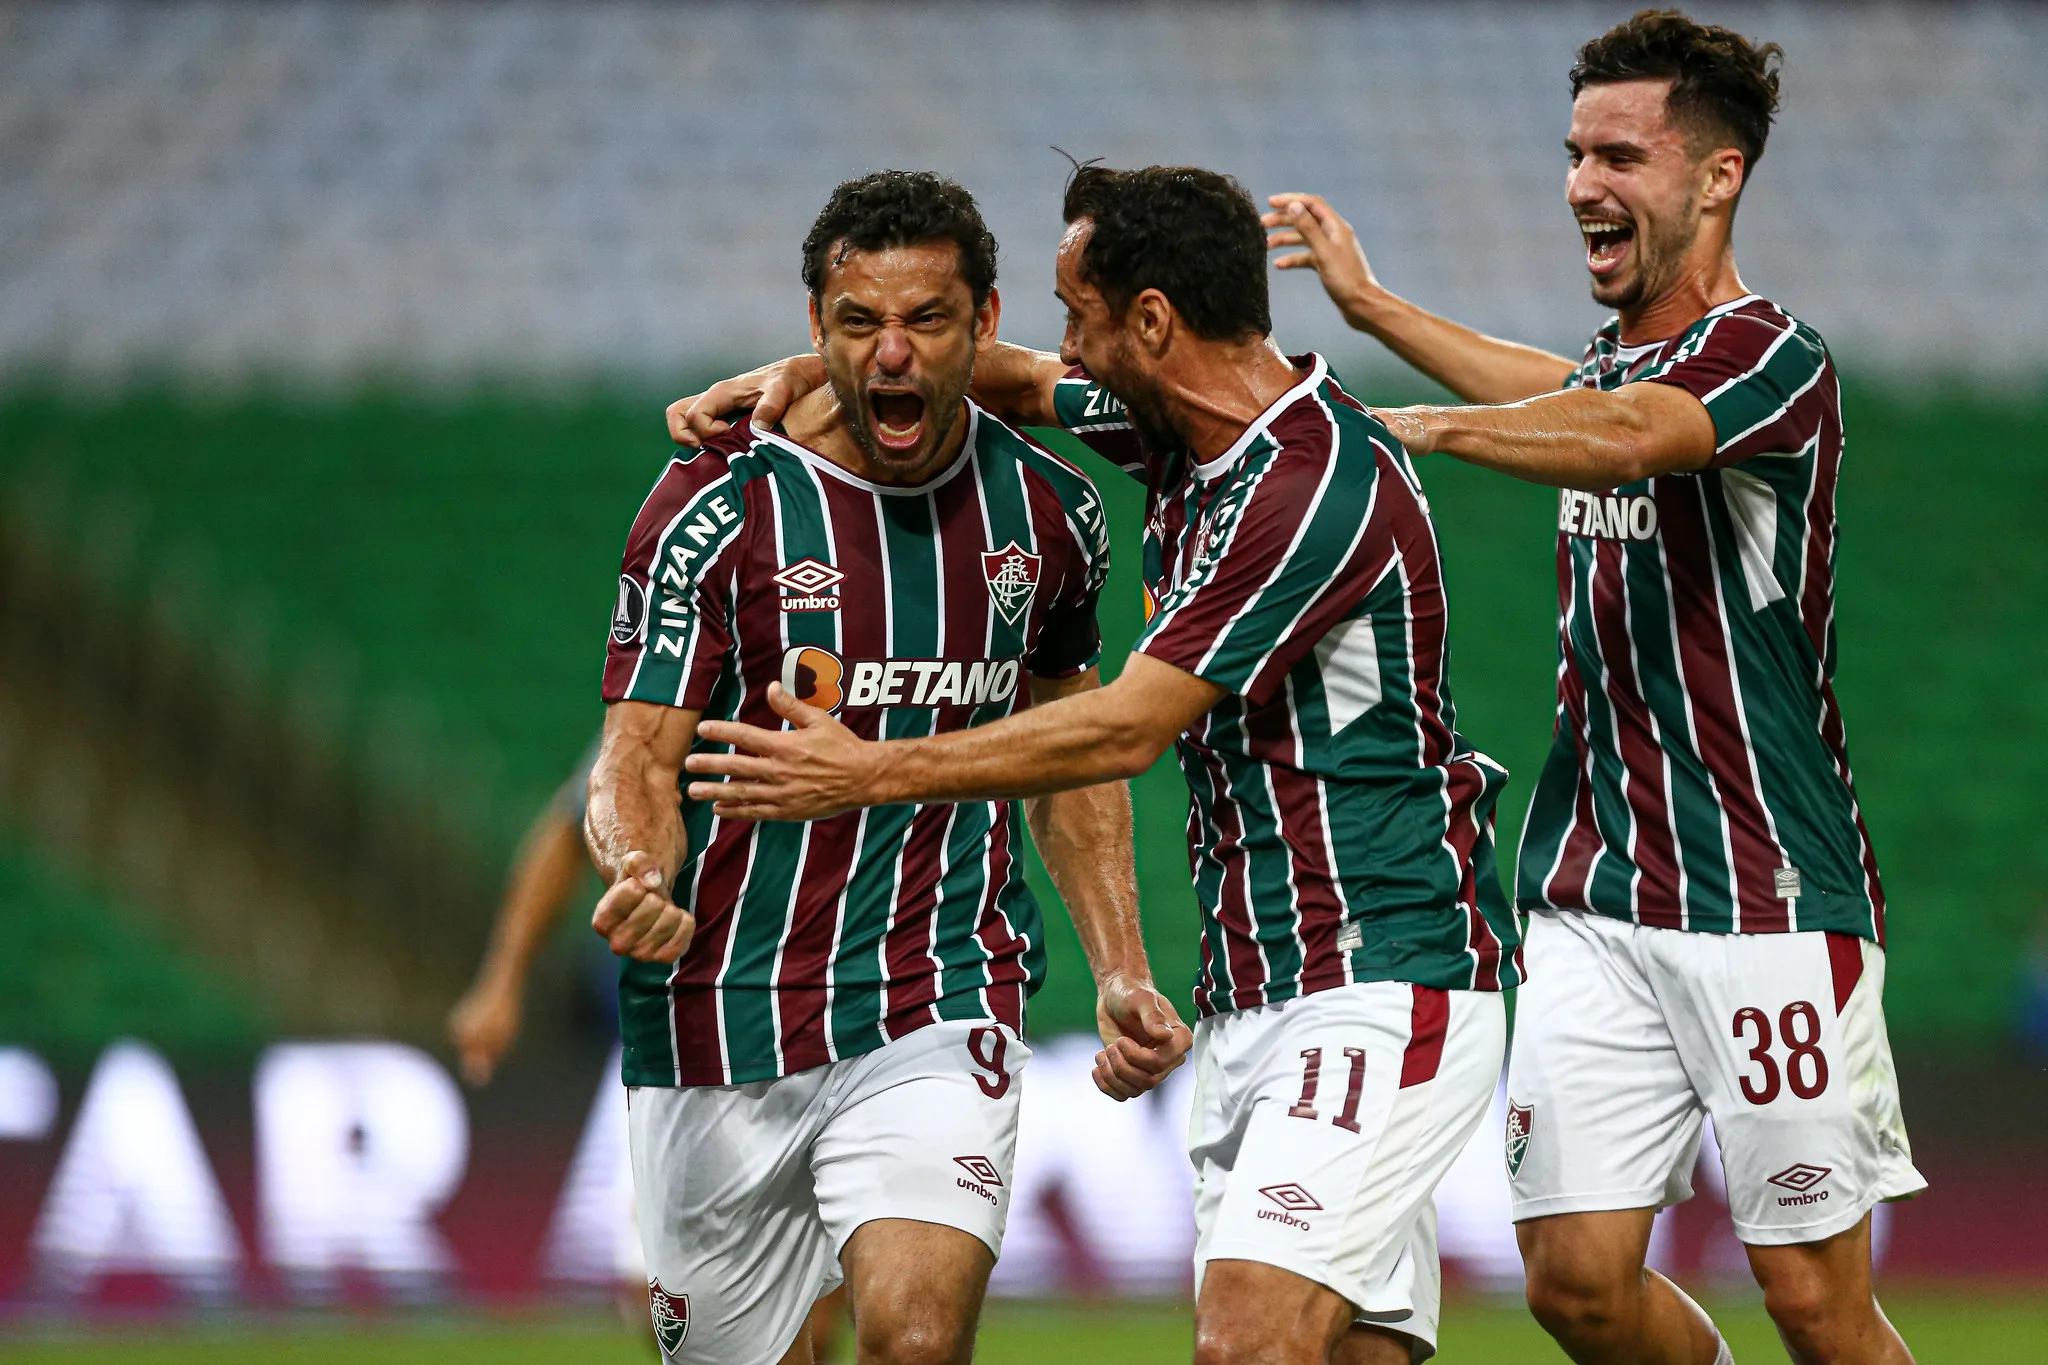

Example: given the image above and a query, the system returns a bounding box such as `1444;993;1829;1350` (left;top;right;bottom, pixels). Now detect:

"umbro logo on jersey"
1559;489;1659;542
648;1281;689;1357
981;542;1041;627
772;557;844;612
780;647;1022;714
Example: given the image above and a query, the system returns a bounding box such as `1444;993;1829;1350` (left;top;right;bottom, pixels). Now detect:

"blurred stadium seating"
0;0;2044;1329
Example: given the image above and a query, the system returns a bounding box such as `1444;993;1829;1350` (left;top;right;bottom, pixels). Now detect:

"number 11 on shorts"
1288;1046;1368;1132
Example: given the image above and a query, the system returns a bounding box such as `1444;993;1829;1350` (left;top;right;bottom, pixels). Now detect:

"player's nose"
874;323;914;373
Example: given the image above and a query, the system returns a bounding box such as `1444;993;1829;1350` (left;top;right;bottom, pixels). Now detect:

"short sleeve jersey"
602;404;1110;1085
1053;354;1521;1016
1516;295;1887;941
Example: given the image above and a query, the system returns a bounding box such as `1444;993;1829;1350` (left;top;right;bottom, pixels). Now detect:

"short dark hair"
1062;164;1270;342
802;170;999;306
1571;9;1783;172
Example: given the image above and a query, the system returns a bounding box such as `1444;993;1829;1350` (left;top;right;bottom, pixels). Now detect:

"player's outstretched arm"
1376;380;1716;490
684;651;1222;819
1021;670;1192;1101
666;341;1066;447
1264;192;1576;405
586;699;703;964
446;802;589;1085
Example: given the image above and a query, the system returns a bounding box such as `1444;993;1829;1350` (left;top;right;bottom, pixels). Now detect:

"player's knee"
1193;1314;1311;1365
1523;1260;1632;1345
853;1305;971;1365
1760;1276;1855;1359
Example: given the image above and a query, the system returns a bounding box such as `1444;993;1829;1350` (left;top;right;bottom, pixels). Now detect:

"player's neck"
1618;238;1748;346
783;390;971;487
1155;337;1306;463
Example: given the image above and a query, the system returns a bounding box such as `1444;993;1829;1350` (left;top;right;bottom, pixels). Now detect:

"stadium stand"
0;3;2045;382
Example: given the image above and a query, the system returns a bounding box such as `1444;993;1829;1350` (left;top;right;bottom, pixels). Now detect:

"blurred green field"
7;1293;2047;1364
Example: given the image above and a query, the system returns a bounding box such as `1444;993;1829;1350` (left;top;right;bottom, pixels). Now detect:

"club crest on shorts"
648;1281;689;1358
1505;1101;1535;1178
981;541;1041;627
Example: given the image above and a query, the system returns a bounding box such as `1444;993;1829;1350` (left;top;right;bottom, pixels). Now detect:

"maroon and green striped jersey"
1516;295;1886;941
601;404;1110;1085
1053;354;1522;1017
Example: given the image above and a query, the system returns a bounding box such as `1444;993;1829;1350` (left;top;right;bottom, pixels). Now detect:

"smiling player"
1264;10;1922;1364
588;170;1188;1365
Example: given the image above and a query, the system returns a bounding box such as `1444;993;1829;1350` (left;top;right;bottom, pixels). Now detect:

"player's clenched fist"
1092;970;1194;1102
592;850;695;963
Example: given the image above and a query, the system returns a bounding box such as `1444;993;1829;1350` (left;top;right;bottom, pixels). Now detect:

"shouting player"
1264;11;1921;1365
673;166;1521;1365
589;170;1189;1365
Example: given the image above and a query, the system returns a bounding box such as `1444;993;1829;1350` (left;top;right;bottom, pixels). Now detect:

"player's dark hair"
802;170;998;306
1061;164;1271;341
1572;10;1783;174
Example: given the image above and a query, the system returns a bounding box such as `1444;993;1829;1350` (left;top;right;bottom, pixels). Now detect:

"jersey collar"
1192;353;1328;483
755;401;982;497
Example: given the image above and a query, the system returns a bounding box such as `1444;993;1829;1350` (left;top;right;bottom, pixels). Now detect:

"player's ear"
974;286;1001;351
809;296;826;355
1701;145;1745;214
1132;288;1174;357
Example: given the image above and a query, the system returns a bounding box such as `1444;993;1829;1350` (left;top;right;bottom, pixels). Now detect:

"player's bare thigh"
837;1217;995;1365
1194;1258;1414;1365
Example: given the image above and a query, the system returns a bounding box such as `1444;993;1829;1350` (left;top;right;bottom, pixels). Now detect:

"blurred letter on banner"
542;1046;640;1285
29;1041;241;1296
256;1042;468;1295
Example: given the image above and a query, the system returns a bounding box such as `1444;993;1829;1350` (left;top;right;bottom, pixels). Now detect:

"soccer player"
590;170;1189;1365
1263;11;1922;1364
674;165;1522;1365
448;740;853;1357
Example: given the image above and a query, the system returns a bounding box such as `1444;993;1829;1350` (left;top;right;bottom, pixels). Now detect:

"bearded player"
1264;11;1921;1364
674;165;1521;1365
589;170;1189;1365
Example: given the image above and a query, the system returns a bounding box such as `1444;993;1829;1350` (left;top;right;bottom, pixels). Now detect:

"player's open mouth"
1580;217;1634;276
868;390;926;451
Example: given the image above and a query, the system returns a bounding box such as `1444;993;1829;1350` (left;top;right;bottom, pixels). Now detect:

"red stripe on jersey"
670;839;747;1085
773;817;859;1072
880;810;948;1040
1588;539;1685;928
1443;760;1505;990
1827;931;1865;1015
1254;710;1349;998
1398;986;1450;1088
1657;480;1787;930
1197;738;1270;1014
966;811;1033;1022
1543;600;1605;911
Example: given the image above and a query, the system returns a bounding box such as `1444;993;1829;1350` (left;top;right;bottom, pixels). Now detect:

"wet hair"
1061;163;1271;341
801;170;999;305
1572;9;1783;173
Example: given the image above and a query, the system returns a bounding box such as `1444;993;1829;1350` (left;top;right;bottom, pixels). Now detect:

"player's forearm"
585;747;686;886
1344;288;1576;406
1388;385;1704;490
1026;781;1149;983
872;689;1167;806
968;341;1064;428
476;813;587;982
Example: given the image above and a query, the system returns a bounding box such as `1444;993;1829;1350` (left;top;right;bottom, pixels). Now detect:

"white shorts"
1506;909;1925;1246
1189;982;1507;1363
627;1019;1028;1365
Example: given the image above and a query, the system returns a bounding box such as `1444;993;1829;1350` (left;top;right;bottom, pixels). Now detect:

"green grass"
6;1293;2046;1363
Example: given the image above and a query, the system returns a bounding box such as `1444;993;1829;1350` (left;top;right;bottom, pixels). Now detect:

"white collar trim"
1192;353;1328;482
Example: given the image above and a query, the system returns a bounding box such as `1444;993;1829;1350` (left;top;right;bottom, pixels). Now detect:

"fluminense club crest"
981;541;1042;628
1505;1101;1535;1179
648;1281;690;1359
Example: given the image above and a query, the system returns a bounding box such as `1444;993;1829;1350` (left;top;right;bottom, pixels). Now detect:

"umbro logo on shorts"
954;1154;1003;1206
648;1281;690;1358
1256;1182;1320;1230
1768;1162;1833;1206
